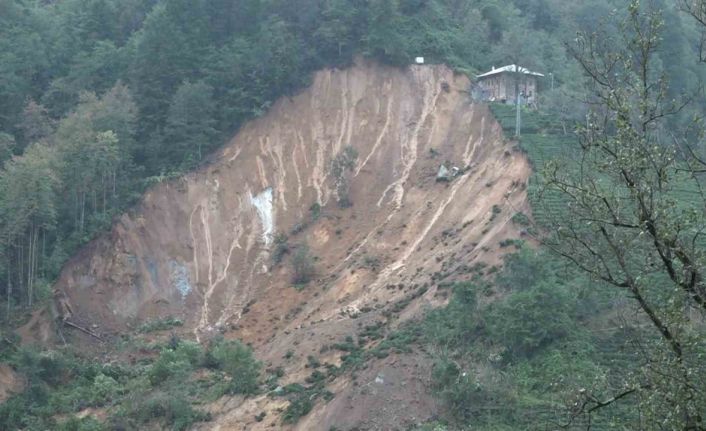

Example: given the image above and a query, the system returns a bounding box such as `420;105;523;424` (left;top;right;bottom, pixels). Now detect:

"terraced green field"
487;104;655;430
490;103;705;226
490;103;577;226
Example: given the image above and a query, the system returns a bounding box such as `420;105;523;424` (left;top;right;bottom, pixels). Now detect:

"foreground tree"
539;1;706;428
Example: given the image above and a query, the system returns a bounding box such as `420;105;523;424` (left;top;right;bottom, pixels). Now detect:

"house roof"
477;64;545;78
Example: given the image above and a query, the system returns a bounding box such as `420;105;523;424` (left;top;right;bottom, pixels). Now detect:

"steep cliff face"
53;59;531;429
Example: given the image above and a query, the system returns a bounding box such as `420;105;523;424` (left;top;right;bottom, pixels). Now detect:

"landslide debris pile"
52;60;531;430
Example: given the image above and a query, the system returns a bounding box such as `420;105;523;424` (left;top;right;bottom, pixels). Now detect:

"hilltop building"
474;64;544;106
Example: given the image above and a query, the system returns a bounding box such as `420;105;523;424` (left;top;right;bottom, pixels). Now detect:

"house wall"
478;73;538;104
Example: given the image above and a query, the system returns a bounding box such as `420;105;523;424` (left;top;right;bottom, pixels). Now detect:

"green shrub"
494;249;551;291
331;146;358;208
498;238;523;249
89;373;122;406
489;204;502;221
56;416;105;431
291;244;315;285
0;393;38;430
138;316;183;333
148;346;197;386
282;394;314;424
412;422;449;431
485;280;575;359
309;203;321;220
209;340;261;395
420;282;480;349
272;233;290;264
133;391;209;431
0;340;228;430
362;255;381;271
431;357;490;422
510;343;606;397
12;348;69;387
511;212;531;226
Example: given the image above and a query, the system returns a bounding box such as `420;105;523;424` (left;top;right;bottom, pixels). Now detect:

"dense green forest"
2;0;706;429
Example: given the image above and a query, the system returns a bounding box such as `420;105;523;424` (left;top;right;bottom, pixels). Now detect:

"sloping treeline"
0;0;702;312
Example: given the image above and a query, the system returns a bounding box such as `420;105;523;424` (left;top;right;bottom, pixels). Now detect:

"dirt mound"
51;58;531;428
0;363;22;404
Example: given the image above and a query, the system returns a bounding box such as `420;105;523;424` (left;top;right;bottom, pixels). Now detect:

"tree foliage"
540;1;706;427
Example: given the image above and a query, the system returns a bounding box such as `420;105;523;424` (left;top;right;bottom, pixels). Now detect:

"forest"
1;0;706;430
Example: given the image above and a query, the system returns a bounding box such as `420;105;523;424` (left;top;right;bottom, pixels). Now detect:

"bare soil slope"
52;59;531;429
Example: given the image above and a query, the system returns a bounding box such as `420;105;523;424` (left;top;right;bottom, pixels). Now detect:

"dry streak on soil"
49;59;531;430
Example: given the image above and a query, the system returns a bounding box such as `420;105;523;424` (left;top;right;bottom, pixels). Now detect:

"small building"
474;64;544;106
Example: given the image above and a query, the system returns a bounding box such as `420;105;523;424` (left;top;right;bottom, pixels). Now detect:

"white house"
475;64;544;106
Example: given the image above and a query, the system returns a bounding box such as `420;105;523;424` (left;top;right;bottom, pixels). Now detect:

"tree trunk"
27;228;32;307
102;173;107;215
80;191;85;234
6;253;12;319
18;242;23;304
75;188;79;230
32;227;38;298
41;229;45;278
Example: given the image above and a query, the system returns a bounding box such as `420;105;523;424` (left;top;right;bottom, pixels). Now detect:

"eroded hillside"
51;59;531;429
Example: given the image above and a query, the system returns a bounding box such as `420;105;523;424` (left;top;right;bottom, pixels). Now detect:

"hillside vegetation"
1;0;704;312
1;0;706;430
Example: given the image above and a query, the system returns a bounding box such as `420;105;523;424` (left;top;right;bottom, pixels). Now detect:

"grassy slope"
489;103;575;225
410;104;647;430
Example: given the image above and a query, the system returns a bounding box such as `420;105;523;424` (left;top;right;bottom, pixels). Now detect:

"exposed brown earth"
0;363;22;404
43;59;531;429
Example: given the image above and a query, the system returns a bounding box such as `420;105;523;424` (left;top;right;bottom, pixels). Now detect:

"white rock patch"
169;260;192;298
250;187;274;246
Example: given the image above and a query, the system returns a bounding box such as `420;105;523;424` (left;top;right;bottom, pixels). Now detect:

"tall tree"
129;0;211;133
314;0;365;63
163;80;216;168
363;0;410;65
0;133;16;166
540;2;706;427
54;90;130;235
0;143;58;310
0;1;50;132
16;100;55;149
